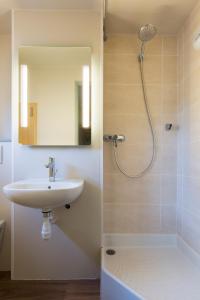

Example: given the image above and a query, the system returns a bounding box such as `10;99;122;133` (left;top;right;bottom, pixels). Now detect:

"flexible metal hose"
112;55;156;178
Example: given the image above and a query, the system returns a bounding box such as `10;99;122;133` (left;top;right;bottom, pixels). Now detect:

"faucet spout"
45;157;56;182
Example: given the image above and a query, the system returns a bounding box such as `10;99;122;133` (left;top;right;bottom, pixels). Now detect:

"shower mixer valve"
103;134;125;147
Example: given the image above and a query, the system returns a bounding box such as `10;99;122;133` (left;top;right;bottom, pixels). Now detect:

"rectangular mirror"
18;46;91;146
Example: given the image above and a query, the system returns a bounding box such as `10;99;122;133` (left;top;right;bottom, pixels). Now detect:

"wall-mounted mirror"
18;46;91;146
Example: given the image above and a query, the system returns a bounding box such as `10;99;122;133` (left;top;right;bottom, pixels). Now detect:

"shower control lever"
103;134;125;147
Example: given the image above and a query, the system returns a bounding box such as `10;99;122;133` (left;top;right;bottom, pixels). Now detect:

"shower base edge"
101;234;200;300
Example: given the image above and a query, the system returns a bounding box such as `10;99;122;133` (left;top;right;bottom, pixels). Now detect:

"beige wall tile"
103;33;178;234
104;204;161;233
163;36;178;55
177;136;183;175
143;55;162;84
104;34;139;54
146;85;162;115
104;54;140;84
178;82;184;113
182;141;200;177
177;0;200;254
177;205;182;235
163;85;178;114
181;210;200;255
183;42;200;78
161;175;177;205
184;68;200;107
161;144;177;175
104;84;162;116
178;31;184;85
104;114;161;144
182;101;200;143
163;56;177;84
103;142;161;174
182;176;200;214
161;205;177;233
104;173;161;205
177;175;182;207
145;35;162;55
104;84;144;115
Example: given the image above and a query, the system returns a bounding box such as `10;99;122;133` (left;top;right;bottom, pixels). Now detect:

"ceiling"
0;0;198;35
105;0;199;34
0;0;100;34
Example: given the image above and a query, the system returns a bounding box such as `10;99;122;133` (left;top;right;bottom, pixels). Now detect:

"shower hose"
112;57;156;178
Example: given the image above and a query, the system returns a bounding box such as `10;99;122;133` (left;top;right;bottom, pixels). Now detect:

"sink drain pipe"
41;210;52;240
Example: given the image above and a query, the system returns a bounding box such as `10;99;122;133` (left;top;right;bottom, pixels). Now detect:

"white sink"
3;178;84;210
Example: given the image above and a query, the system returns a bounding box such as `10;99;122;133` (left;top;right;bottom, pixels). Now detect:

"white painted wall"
0;34;11;271
0;35;11;141
12;10;102;279
0;143;11;271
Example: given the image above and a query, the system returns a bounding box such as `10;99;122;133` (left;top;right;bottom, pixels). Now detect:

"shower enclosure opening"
104;24;157;178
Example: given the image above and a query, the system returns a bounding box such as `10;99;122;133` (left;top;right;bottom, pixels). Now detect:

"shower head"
138;24;157;61
138;24;157;42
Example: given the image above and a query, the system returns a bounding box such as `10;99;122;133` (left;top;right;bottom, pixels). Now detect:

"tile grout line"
160;36;164;233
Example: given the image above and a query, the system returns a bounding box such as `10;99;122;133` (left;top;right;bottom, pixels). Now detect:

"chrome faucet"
45;157;56;182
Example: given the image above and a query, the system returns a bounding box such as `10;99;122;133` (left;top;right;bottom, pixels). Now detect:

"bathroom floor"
0;272;100;300
103;247;200;300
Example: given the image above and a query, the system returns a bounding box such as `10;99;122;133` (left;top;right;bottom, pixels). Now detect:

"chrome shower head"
138;24;157;42
138;24;157;61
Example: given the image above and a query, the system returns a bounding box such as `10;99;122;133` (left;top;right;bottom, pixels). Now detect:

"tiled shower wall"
177;0;200;254
103;34;178;234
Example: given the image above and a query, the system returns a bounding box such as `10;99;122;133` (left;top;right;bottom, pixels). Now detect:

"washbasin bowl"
3;178;84;210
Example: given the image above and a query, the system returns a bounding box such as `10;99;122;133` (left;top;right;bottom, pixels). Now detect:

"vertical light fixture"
20;64;28;127
82;65;90;128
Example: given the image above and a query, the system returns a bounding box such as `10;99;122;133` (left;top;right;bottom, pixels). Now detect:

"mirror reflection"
19;46;91;146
